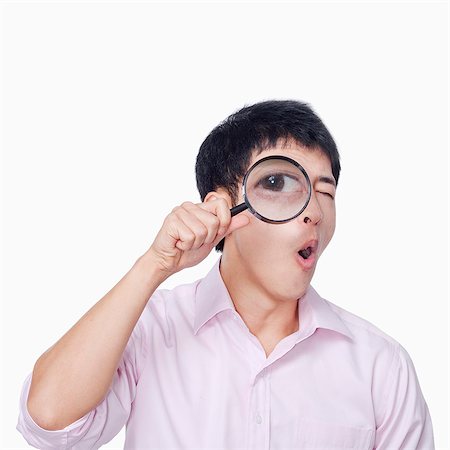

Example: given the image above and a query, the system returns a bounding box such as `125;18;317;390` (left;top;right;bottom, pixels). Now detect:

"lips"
296;239;318;271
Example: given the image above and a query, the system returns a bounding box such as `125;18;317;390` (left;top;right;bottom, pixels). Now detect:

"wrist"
134;249;172;288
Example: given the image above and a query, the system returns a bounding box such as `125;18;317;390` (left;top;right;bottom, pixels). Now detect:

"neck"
219;253;300;342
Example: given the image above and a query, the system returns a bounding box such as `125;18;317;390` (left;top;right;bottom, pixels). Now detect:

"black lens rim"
242;155;312;224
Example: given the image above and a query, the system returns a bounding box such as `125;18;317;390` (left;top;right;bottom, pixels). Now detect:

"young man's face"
222;141;337;301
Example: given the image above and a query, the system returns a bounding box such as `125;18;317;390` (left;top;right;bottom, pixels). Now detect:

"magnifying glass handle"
230;202;248;217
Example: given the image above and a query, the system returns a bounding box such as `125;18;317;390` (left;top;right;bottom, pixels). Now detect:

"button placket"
247;367;270;450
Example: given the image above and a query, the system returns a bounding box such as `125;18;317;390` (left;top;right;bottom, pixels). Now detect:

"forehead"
249;141;333;178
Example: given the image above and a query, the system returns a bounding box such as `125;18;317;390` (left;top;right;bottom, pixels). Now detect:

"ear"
204;188;233;208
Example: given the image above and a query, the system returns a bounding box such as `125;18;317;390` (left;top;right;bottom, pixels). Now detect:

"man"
17;100;434;449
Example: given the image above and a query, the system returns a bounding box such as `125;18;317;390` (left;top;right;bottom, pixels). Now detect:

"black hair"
195;99;341;252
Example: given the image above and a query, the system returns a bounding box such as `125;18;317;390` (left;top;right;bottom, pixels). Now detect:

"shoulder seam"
326;301;400;347
378;341;401;425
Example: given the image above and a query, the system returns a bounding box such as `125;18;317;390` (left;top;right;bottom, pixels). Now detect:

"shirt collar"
194;257;353;341
303;284;354;340
194;257;235;334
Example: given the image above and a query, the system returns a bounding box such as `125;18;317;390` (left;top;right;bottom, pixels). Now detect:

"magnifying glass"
230;155;312;223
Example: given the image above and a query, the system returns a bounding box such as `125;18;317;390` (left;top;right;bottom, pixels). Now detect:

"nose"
298;191;323;225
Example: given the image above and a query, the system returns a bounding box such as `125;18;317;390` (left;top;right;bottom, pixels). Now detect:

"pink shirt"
17;257;434;449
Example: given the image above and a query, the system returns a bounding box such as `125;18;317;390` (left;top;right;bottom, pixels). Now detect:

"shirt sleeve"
16;316;148;450
374;343;435;449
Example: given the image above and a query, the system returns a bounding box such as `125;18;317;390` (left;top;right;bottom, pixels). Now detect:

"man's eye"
319;192;335;199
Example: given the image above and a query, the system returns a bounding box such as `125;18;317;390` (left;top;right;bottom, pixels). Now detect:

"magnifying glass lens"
245;158;310;221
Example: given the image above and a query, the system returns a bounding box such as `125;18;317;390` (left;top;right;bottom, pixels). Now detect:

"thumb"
225;214;250;236
212;214;250;247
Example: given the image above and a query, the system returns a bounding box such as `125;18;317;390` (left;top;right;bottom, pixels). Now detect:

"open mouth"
297;239;318;262
298;247;313;260
296;241;317;271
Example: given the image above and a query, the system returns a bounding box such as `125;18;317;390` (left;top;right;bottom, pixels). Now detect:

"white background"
1;1;448;449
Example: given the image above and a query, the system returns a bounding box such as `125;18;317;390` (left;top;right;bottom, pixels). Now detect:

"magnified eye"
256;173;301;192
260;174;284;191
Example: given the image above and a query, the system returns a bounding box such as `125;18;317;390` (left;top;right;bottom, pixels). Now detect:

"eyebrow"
317;176;337;188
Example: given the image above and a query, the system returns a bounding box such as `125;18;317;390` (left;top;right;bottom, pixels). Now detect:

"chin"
273;274;313;302
290;268;316;297
255;255;314;295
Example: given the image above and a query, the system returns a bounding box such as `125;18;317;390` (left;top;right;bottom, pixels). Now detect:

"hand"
144;196;250;277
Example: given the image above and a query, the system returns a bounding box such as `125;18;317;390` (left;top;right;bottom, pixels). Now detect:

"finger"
197;198;231;235
169;216;197;252
174;207;210;250
180;203;221;245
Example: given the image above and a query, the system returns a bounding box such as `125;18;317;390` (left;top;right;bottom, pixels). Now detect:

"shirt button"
256;413;262;424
